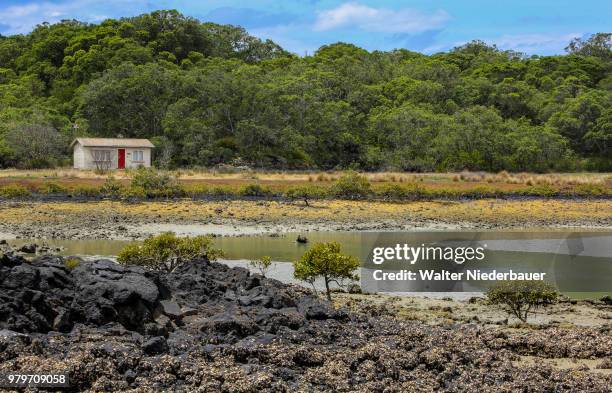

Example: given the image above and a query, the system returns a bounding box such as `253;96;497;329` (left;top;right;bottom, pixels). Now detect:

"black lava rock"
142;336;168;355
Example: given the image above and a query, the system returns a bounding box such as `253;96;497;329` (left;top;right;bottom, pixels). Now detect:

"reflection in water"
7;232;370;261
4;231;610;299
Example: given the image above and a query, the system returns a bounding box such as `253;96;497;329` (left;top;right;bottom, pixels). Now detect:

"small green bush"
376;183;410;200
240;183;272;197
117;232;224;272
73;186;101;197
284;185;327;206
571;183;607;197
0;184;31;198
64;258;81;270
331;171;371;200
184;184;209;198
375;182;426;200
250;255;272;277
121;185;147;200
100;177;124;198
486;280;558;322
130;168;184;198
522;184;558;197
293;241;360;300
205;186;238;197
38;182;68;194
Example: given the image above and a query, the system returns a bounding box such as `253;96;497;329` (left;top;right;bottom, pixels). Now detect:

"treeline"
0;10;610;171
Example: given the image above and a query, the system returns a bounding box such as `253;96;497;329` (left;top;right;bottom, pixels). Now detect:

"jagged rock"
0;253;22;267
142;336;168;355
1;256;610;392
159;299;182;319
18;243;37;253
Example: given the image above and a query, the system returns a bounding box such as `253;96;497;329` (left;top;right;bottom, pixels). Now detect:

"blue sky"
0;0;610;55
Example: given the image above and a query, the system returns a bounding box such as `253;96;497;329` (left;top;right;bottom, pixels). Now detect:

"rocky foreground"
0;255;610;392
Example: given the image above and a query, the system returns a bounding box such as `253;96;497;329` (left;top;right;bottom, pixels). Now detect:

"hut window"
93;150;111;162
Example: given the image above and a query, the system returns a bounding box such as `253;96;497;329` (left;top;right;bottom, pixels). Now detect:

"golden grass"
0;168;609;191
0;199;609;227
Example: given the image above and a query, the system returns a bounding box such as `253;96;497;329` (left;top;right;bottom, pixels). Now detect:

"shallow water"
3;230;610;299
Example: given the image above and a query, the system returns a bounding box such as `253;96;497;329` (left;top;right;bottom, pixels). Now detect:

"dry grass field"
0;168;609;196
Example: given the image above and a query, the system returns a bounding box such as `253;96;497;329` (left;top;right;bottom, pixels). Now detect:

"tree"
331;171;371;199
565;33;611;61
78;62;179;137
284;185;326;206
486;280;558;322
293;242;359;301
4;124;67;168
117;232;224;272
249;255;272;277
0;10;609;171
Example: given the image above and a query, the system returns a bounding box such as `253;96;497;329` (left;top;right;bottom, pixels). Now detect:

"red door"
118;149;126;169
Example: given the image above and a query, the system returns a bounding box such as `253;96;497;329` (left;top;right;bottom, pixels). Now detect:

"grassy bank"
0;169;610;201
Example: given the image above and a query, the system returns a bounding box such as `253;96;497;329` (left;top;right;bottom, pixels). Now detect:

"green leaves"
293;241;359;300
487;280;558;322
0;12;609;171
117;232;224;272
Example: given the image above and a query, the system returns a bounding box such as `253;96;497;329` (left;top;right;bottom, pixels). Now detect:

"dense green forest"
0;10;610;171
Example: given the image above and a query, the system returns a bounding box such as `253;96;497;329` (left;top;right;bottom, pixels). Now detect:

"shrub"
64;258;81;270
376;183;425;200
331;171;371;199
240;183;272;197
523;184;558;197
293;241;360;300
117;232;224;272
571;183;607;197
38;182;68;194
486;280;558;322
73;186;101;197
250;255;272;277
0;184;31;198
130;168;184;198
284;185;327;206
100;177;124;198
184;184;209;198
121;185;147;200
210;186;238;197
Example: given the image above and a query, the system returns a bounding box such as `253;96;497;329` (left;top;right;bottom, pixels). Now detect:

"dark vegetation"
0;10;609;171
293;241;360;301
117;232;223;272
486;280;559;322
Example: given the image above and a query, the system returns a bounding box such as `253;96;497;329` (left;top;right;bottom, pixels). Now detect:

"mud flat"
0;254;610;391
0;199;610;240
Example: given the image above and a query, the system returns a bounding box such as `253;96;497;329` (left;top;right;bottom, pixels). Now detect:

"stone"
18;243;37;253
159;300;182;319
52;309;72;332
142;336;168;355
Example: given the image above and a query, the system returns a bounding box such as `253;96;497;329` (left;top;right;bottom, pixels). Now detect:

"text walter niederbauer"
369;244;547;282
372;269;546;281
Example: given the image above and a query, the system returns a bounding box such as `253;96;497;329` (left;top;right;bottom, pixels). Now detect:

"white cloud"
0;1;145;35
313;2;450;33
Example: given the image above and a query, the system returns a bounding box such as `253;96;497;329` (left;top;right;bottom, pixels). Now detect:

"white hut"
71;138;154;170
